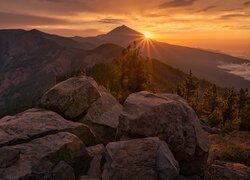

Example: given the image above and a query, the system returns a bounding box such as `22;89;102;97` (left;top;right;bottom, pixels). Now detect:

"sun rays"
144;32;151;39
130;33;161;60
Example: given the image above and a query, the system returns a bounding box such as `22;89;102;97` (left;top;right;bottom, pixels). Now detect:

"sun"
144;32;151;39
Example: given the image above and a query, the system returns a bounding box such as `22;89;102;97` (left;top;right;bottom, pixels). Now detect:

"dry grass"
209;131;250;166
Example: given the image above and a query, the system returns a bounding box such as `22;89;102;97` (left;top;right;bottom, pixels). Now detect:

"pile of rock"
0;76;211;180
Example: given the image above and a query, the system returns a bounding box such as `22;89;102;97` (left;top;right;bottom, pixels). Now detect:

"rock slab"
0;108;96;147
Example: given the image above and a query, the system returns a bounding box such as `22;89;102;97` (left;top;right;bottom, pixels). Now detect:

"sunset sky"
0;0;250;58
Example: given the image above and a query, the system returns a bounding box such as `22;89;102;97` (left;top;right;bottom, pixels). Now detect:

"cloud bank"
160;0;198;8
218;63;250;81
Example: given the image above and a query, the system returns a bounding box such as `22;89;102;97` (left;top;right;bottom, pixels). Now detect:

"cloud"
224;25;250;30
197;5;216;12
0;12;67;26
244;1;250;6
0;0;91;16
218;13;250;20
39;28;103;37
159;0;198;8
37;0;80;3
218;63;250;81
98;18;127;24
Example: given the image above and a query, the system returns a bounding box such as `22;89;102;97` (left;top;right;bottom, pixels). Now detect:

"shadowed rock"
0;148;20;168
52;161;75;180
118;91;210;177
86;144;105;178
0;108;96;147
81;89;122;144
83;90;122;129
41;76;102;119
0;132;90;180
102;137;179;180
41;76;122;144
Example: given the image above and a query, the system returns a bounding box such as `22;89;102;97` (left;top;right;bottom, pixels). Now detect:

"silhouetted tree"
113;42;150;102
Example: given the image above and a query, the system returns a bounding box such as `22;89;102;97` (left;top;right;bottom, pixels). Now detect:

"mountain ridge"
0;29;123;117
72;25;250;89
1;26;250;117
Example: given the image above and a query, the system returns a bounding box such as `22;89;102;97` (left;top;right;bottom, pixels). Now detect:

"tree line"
56;43;250;132
176;71;250;132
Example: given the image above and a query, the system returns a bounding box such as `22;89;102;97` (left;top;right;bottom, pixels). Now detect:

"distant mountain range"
0;29;122;116
0;25;249;117
73;25;250;89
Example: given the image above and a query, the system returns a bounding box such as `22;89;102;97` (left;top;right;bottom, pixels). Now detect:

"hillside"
72;25;142;48
0;29;122;117
74;25;250;90
86;58;212;95
1;26;249;117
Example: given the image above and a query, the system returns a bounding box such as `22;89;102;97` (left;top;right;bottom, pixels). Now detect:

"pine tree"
176;70;199;102
175;70;201;115
113;42;150;102
221;88;239;130
203;84;219;114
238;88;250;131
183;70;199;102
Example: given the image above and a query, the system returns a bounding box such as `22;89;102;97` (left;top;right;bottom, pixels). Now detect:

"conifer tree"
113;42;150;102
203;84;219;114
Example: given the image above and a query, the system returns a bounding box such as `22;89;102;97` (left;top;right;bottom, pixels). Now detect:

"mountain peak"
107;25;142;36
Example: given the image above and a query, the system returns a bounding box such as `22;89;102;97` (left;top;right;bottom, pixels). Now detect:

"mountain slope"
73;25;250;90
148;42;250;89
72;25;143;48
1;26;249;117
0;29;122;117
86;58;212;95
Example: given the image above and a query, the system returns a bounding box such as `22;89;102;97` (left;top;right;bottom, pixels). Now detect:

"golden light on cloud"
144;32;151;39
1;0;250;59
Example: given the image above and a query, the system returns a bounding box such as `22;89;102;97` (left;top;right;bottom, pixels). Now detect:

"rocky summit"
118;91;210;177
0;76;216;179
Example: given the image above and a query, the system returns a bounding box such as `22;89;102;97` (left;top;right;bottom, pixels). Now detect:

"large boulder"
83;90;122;129
102;137;179;180
41;76;122;144
0;108;96;147
0;132;90;180
118;91;210;177
41;76;102;119
81;89;122;144
207;161;250;180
